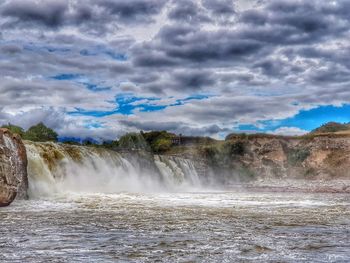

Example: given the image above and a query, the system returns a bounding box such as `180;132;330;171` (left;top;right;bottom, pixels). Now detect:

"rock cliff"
0;129;28;206
235;135;350;180
2;126;350;205
166;134;350;183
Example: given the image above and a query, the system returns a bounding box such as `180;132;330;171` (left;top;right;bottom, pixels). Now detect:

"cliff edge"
165;133;350;184
0;128;28;207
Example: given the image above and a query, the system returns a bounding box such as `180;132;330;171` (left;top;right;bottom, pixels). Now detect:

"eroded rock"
0;128;28;207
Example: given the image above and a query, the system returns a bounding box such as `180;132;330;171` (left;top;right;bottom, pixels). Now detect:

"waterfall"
24;142;202;197
154;155;201;189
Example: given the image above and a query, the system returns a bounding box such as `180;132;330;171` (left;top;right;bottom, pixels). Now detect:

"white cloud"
270;127;308;136
1;0;350;139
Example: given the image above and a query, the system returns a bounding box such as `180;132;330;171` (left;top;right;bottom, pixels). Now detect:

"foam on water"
6;141;348;262
25;142;203;198
1;191;349;262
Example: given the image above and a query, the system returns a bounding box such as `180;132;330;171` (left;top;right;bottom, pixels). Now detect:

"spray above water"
25;141;202;198
154;155;201;188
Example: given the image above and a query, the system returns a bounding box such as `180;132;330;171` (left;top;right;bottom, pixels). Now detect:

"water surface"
1;191;349;262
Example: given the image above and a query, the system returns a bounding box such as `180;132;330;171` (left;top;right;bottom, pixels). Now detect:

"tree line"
1;123;175;153
2;122;219;154
1;123;58;142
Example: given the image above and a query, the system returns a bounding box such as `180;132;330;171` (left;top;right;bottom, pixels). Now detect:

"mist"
25;141;206;198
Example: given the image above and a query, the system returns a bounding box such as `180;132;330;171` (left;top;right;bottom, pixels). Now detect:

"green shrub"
24;122;58;142
142;131;174;153
152;138;172;153
287;148;310;165
199;144;224;166
1;123;25;137
118;132;150;151
311;122;350;134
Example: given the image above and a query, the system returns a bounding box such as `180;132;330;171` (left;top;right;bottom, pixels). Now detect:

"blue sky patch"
238;104;350;133
51;73;81;80
170;94;210;106
79;45;127;61
23;43;70;54
83;121;104;129
85;83;111;92
68;94;160;117
51;73;111;92
69;93;211;117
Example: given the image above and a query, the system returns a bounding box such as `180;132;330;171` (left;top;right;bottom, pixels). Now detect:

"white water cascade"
154;155;201;189
24;141;202;197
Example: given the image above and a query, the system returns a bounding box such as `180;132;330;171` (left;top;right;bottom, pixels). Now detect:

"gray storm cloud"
1;0;350;139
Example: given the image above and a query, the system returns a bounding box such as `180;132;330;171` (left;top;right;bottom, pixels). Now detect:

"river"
1;141;349;262
1;191;349;262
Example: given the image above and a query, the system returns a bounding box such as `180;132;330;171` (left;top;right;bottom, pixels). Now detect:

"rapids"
1;192;349;262
0;142;349;262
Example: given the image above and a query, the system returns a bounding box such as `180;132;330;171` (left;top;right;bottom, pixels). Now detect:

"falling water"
1;141;349;262
24;141;202;197
154;155;201;189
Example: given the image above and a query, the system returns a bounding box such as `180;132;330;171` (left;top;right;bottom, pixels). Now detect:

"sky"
1;0;350;141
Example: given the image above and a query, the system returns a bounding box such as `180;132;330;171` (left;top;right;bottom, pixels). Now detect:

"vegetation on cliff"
1;124;26;138
24;123;58;142
141;131;174;153
287;148;310;166
3;120;350;185
117;132;150;151
2;122;58;142
311;122;350;134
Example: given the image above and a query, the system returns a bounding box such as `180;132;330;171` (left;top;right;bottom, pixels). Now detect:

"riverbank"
233;179;350;194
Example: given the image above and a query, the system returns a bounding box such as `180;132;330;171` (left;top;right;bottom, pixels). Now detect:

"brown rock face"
0;129;28;207
175;135;350;183
223;136;350;180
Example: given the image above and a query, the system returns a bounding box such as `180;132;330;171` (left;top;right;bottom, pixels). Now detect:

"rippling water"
1;191;349;262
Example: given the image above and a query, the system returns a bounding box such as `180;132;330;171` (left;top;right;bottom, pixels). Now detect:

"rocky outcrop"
0;129;28;206
4;131;350;201
166;134;350;183
213;136;350;181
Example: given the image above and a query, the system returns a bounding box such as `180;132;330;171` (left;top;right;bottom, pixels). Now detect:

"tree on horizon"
24;122;58;142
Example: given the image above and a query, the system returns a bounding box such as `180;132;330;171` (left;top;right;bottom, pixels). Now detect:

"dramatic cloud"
1;0;350;139
1;0;68;27
0;0;168;36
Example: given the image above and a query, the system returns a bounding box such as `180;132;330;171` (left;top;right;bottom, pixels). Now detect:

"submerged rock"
0;128;28;207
